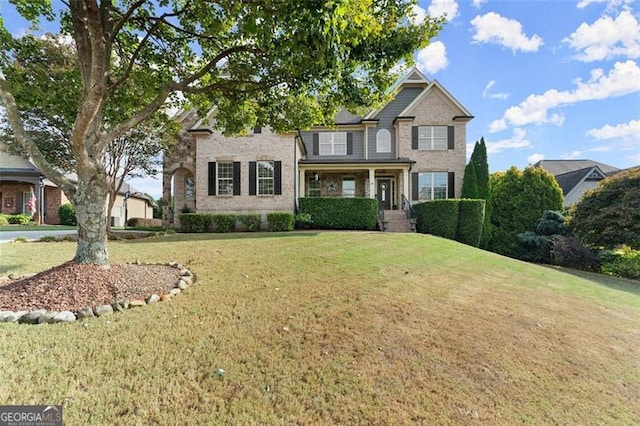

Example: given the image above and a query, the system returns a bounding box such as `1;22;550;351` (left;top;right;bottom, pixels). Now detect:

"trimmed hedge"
456;199;485;247
212;214;236;233
238;214;261;232
414;199;485;247
414;200;459;239
127;218;162;228
179;213;212;233
267;213;294;231
58;203;77;226
298;197;377;230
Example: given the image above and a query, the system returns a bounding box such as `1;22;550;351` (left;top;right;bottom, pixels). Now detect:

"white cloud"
488;118;507;133
482;80;509;99
527;153;545;165
499;60;640;127
576;0;635;10
472;0;487;8
586;119;640;140
470;12;543;52
485;128;531;154
416;41;449;74
564;11;640;62
428;0;459;22
409;4;428;25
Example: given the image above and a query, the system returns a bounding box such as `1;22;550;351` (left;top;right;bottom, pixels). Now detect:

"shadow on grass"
544;265;640;297
123;230;322;244
0;265;25;276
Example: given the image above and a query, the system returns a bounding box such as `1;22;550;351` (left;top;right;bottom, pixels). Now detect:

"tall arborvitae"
461;152;480;198
462;138;492;248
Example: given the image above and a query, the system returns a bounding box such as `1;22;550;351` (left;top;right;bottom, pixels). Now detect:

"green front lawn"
0;224;77;231
1;232;638;424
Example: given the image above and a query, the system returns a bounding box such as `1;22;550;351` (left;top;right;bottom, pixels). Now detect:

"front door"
377;178;392;210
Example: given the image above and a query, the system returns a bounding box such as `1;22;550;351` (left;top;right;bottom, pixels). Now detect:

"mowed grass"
1;232;639;425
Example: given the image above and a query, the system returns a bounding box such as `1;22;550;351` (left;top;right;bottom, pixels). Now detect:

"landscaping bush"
414;199;459;239
455;199;485;247
127;218;163;228
212;214;236;233
238;214;261;232
179;213;212;233
601;246;640;280
267;213;294;231
7;214;32;225
298;197;378;230
0;215;9;226
58;203;77;226
550;235;601;272
294;212;313;229
518;210;568;263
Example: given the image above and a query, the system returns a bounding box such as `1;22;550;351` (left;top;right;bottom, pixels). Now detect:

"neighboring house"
0;151;154;225
533;159;621;208
163;68;473;227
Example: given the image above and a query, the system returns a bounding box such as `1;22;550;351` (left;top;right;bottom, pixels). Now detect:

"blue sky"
2;0;639;198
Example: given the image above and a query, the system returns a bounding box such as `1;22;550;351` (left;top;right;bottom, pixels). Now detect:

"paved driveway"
0;230;77;244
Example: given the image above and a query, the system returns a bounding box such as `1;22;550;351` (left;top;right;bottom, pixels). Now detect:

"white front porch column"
299;169;306;198
368;168;376;199
403;168;410;201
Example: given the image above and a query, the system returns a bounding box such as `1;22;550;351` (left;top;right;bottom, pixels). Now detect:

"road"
0;229;78;244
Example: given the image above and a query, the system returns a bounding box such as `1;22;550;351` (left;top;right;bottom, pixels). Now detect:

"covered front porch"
297;160;414;211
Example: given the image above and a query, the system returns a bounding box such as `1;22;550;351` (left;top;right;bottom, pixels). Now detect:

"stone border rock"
0;261;194;325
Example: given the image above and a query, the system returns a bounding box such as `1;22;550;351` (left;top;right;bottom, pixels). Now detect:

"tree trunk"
73;177;109;265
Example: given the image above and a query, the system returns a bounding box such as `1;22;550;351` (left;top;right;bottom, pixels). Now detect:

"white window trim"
376;129;391;153
308;178;321;197
217;162;234;196
342;176;356;198
418;172;448;201
257;161;274;196
319;132;347;155
418;126;447;150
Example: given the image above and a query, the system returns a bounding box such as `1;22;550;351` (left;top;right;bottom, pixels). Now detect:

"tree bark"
72;175;109;266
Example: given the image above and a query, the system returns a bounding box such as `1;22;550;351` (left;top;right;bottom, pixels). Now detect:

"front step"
382;210;414;233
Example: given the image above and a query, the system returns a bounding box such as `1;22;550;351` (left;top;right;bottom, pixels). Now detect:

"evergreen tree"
461;158;479;198
462;138;492;248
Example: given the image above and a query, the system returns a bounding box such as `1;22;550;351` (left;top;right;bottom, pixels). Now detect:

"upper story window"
319;132;347;155
376;129;391;153
418;172;448;201
258;161;274;195
418;126;447;150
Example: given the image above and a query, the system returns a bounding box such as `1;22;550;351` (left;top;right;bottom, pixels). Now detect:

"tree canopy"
0;0;444;265
569;167;640;249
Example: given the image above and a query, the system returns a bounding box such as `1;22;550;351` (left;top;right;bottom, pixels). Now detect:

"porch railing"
401;194;417;232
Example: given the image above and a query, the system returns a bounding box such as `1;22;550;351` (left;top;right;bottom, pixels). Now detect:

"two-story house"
162;68;473;228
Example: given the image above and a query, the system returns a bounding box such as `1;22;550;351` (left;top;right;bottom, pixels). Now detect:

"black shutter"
447;126;455;149
208;162;216;196
313;133;319;156
412;126;419;150
412;172;419;201
274;161;282;195
448;172;455;198
233;162;241;196
347;133;353;155
249;162;257;195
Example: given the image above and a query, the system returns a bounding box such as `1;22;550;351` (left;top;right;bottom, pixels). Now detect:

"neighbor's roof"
0;151;40;174
533;159;619;176
552;167;606;196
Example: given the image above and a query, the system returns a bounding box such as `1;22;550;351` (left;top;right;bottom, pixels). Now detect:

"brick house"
163;68;473;228
0;150;154;225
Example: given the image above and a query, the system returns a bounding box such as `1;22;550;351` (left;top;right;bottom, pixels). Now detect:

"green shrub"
58;203;77;226
127;218;163;228
456;199;485;247
414;199;459;239
294;212;313;229
179;213;212;233
7;214;32;225
38;236;58;242
267;213;294;232
238;214;261;232
298;197;377;230
0;215;9;226
212;214;236;233
601;246;640;280
550;235;601;272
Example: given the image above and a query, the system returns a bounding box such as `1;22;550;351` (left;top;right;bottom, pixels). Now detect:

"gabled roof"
398;80;473;118
553;167;606;196
0;151;40;175
533;159;619;176
363;67;431;120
